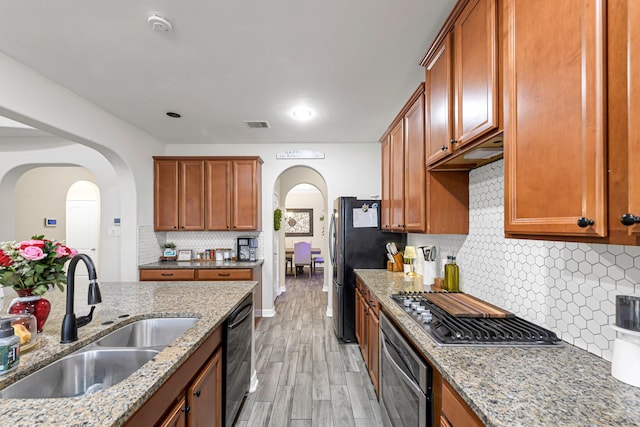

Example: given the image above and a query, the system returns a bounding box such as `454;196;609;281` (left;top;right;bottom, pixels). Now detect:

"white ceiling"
0;0;456;145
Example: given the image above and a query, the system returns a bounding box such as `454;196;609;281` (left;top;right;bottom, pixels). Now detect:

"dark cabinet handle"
194;390;201;397
441;145;447;151
161;273;174;277
218;273;231;277
577;217;595;228
621;214;640;226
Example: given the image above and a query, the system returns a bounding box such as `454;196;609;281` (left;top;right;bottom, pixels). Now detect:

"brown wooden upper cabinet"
503;0;639;245
380;85;424;232
628;1;640;238
380;84;469;235
154;159;205;231
423;0;501;170
154;156;262;232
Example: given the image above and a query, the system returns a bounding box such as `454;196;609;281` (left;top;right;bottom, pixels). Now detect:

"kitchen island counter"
355;269;640;427
0;280;256;426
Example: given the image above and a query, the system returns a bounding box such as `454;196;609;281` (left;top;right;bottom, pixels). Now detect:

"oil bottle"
444;255;459;292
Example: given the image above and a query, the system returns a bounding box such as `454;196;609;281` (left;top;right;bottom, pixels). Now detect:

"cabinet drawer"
140;269;195;281
196;269;252;281
442;380;484;427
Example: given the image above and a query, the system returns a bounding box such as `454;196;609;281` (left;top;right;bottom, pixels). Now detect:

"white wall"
0;51;168;281
165;143;381;316
14;167;96;242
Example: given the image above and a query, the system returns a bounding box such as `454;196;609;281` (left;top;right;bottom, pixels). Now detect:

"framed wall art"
285;208;313;237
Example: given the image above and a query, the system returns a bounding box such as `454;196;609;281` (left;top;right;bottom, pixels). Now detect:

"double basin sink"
0;317;198;399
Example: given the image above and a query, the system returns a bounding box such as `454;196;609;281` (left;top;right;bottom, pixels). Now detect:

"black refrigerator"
330;197;406;342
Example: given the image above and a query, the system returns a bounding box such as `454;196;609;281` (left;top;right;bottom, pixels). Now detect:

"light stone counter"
355;269;640;427
0;280;256;427
139;260;264;269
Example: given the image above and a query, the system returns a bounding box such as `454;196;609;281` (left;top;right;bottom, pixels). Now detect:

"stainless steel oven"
379;312;433;427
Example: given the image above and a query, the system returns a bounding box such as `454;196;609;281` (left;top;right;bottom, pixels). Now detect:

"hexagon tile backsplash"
409;159;640;361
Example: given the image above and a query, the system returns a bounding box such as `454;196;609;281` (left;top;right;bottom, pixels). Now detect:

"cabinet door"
206;160;232;230
389;120;405;231
180;160;206;230
159;395;187;427
504;0;607;237
404;94;426;232
454;0;499;147
367;309;380;396
155;159;180;231
426;33;454;165
188;348;222;427
441;380;484;427
628;0;640;236
355;288;365;358
233;159;261;231
381;137;392;231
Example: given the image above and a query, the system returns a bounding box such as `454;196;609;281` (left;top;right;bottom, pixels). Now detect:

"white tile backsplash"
409;159;640;361
137;227;264;264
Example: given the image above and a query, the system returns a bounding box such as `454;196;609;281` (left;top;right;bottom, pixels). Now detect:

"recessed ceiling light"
291;107;313;121
166;112;181;118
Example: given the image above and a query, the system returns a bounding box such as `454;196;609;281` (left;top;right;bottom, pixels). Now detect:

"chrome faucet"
60;254;102;343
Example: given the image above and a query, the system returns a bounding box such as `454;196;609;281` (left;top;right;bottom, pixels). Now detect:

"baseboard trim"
258;308;276;317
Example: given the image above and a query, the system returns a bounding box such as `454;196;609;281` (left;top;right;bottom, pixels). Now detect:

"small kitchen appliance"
237;237;258;262
611;295;640;388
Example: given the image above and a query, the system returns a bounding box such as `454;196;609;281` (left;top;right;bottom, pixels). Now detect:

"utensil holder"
392;252;404;272
423;261;437;287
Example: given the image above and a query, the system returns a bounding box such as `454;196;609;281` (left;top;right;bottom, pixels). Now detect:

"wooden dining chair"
293;242;312;278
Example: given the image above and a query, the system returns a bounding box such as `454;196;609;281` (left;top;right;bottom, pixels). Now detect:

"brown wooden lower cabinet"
440;379;484;427
139;266;263;320
355;278;380;396
125;327;222;427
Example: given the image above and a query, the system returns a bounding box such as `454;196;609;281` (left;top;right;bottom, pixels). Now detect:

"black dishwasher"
222;293;253;427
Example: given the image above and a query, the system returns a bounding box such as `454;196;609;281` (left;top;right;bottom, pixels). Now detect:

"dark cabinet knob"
621;213;640;226
450;139;458;144
577;217;595;228
182;405;191;413
194;390;201;397
441;145;447;151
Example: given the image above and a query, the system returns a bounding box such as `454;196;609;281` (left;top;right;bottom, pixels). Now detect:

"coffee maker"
237;237;258;261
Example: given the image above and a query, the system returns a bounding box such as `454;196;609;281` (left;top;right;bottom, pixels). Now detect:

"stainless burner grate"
392;292;561;347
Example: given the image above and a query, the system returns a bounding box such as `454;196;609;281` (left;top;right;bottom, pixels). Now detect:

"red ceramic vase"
9;288;51;333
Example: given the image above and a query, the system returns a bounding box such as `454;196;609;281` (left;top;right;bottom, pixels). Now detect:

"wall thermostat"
44;218;57;227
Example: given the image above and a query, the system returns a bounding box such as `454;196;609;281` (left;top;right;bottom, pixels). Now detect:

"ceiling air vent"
244;121;270;129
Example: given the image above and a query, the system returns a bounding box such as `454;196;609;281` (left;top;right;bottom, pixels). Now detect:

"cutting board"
424;293;513;318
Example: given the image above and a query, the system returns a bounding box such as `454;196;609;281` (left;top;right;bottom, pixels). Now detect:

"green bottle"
444;255;459;292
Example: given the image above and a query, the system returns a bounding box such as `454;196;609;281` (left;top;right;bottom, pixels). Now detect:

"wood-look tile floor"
236;271;383;427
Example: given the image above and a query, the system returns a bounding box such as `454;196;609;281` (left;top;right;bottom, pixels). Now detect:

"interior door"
66;200;99;281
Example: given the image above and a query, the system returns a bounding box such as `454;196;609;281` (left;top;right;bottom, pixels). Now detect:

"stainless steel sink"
0;317;199;399
0;348;158;399
93;317;199;348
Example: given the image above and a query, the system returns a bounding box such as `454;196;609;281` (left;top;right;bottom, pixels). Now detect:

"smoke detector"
147;12;173;32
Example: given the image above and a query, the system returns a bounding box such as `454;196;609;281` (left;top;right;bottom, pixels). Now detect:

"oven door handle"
381;335;422;396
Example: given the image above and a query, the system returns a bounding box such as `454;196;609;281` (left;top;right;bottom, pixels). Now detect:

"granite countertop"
0;280;256;427
355;269;640;427
139;260;264;269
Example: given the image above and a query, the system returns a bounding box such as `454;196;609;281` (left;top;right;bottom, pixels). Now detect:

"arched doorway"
273;166;329;300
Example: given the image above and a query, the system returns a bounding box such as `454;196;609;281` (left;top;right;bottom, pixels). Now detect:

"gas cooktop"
392;292;562;347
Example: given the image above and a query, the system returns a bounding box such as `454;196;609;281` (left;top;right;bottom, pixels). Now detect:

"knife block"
391;252;404;272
